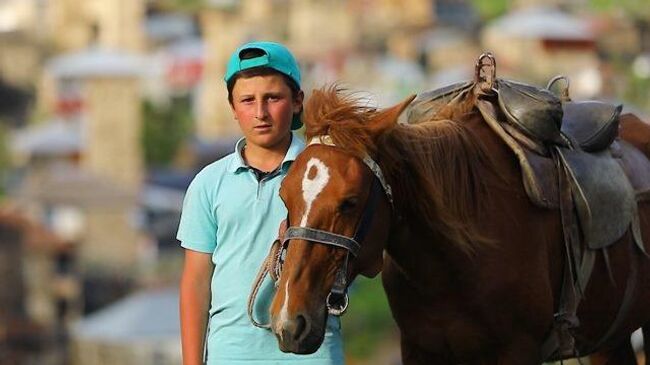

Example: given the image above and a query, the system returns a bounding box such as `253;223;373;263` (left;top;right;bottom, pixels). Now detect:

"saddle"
407;59;641;252
407;53;649;361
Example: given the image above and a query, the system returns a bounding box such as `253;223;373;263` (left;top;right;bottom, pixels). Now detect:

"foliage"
624;71;650;114
469;0;508;21
341;276;397;359
141;96;193;167
160;0;205;12
588;0;650;18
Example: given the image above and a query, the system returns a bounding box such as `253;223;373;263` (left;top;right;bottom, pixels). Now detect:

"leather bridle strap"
283;227;360;256
309;135;394;207
353;178;382;246
280;177;384;316
282;226;359;316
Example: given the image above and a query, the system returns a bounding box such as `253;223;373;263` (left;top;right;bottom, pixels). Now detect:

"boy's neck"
243;133;292;172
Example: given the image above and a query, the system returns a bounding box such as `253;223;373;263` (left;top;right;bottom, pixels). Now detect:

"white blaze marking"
276;158;329;335
300;158;330;227
277;280;291;335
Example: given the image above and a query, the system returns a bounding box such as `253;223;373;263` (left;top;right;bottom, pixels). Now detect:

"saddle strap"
579;239;640;355
541;149;582;361
543;162;643;359
476;98;555;208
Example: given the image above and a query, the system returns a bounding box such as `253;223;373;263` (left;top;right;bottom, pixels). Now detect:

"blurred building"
46;0;145;53
69;287;181;365
10;47;149;286
0;209;77;365
422;27;478;76
0;0;44;87
482;6;601;98
195;3;245;141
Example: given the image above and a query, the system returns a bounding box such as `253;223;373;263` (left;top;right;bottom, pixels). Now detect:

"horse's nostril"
294;314;307;341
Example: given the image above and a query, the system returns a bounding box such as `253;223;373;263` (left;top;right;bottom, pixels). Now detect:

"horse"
263;83;650;364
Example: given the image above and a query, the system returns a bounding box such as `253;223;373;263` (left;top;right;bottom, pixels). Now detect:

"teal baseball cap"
224;41;303;129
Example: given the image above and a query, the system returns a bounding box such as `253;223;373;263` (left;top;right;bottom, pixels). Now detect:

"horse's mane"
304;86;490;250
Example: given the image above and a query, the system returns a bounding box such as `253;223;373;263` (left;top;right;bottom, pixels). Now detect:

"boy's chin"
246;132;291;149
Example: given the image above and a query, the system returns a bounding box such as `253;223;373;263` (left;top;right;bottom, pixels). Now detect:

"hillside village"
0;0;648;364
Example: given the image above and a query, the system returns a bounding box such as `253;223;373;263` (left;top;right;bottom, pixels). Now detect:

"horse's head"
268;88;414;353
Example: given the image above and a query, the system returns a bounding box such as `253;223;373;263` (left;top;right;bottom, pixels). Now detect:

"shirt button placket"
257;180;264;200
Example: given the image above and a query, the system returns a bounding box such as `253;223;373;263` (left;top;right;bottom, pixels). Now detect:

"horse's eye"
339;197;358;213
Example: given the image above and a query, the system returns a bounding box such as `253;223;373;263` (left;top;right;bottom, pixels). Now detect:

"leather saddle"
407;70;642;252
406;54;649;360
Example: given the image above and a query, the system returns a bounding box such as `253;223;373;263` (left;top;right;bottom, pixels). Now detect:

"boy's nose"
256;101;269;119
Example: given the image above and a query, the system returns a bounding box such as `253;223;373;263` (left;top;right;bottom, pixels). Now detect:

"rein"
247;135;393;329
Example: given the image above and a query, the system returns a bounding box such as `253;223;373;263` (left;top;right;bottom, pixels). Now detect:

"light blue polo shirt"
177;132;344;364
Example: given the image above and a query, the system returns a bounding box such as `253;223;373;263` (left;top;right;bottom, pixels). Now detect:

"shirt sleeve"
176;174;218;253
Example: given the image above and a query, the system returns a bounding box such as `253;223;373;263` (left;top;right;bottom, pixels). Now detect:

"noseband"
247;135;393;328
277;135;393;316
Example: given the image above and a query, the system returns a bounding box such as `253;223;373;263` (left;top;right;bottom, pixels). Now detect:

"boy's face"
230;74;303;150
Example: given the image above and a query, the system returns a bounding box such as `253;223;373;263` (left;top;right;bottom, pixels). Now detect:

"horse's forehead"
302;149;365;179
282;148;365;196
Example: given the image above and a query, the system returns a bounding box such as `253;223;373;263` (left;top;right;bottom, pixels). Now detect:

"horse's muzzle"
272;312;326;354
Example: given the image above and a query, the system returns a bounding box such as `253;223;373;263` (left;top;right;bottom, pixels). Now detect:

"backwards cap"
225;41;302;129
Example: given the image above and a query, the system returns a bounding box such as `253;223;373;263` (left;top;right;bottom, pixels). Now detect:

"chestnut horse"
266;85;650;364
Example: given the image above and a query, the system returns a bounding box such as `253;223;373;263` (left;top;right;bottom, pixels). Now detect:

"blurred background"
0;0;648;364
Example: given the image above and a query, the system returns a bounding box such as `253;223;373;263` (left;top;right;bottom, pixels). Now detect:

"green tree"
159;0;205;12
589;0;650;18
470;0;508;21
141;96;193;167
341;276;397;359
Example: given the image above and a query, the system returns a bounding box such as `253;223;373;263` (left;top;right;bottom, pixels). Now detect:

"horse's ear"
368;94;416;137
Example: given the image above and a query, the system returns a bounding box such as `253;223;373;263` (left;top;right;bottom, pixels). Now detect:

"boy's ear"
367;94;416;137
293;90;305;114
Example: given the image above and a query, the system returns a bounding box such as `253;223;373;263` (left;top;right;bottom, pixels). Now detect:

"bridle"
277;135;394;315
248;135;394;328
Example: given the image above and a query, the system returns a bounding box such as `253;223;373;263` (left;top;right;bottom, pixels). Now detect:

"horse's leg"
589;338;637;365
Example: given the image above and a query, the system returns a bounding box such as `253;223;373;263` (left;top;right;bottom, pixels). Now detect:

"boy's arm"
180;249;214;365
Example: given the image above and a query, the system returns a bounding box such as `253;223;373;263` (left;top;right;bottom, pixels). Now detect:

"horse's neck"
380;114;524;287
385;219;465;296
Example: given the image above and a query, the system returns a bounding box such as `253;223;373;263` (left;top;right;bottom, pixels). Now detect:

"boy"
177;41;344;365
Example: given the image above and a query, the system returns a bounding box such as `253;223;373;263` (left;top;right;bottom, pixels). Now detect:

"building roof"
47;47;146;78
16;164;135;207
12;119;82;157
486;6;594;41
146;13;196;43
71;287;179;343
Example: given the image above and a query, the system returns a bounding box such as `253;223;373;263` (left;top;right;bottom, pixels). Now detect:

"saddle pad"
405;81;474;124
556;148;636;249
616;140;650;193
479;98;636;251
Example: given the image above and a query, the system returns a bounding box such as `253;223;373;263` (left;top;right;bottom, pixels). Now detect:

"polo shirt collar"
228;132;304;173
